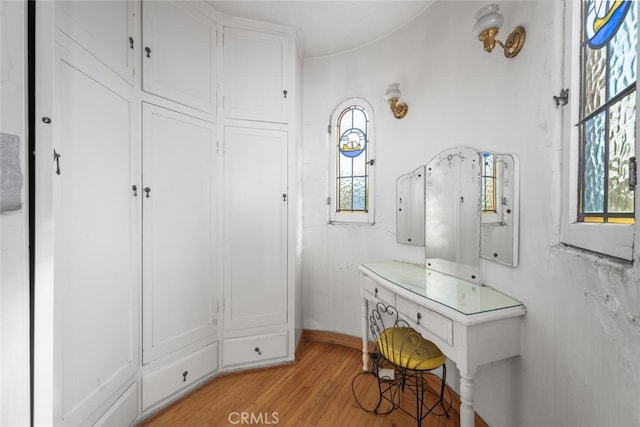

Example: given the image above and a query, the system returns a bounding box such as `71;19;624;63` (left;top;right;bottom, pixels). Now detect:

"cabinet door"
223;126;288;331
142;1;217;113
223;28;289;123
55;0;136;84
53;46;138;426
142;103;217;364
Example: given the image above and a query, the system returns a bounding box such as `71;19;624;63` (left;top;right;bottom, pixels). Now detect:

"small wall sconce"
472;4;525;58
384;83;408;119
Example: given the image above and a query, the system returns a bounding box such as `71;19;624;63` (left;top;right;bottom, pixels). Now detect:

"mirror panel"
396;166;425;246
480;153;520;266
395;148;521;280
424;147;480;282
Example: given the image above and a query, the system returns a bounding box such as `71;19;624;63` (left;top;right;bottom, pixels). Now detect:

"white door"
142;1;217;113
223;126;287;332
52;45;139;426
223;28;289;123
55;0;136;85
142;103;217;364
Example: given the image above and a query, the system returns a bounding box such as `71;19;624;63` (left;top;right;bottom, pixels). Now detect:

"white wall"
302;2;640;427
0;0;30;426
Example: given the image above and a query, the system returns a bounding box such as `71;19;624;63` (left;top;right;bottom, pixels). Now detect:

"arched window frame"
329;98;375;224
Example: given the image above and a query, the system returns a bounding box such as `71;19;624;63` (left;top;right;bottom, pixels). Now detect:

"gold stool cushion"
378;327;446;371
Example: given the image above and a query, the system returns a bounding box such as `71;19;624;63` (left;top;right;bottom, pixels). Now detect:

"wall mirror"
423;147;480;282
479;152;520;267
396;166;425;246
396;147;520;280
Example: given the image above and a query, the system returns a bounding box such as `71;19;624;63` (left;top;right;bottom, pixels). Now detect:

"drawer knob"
182;370;188;382
416;312;422;325
254;347;262;356
374;288;378;297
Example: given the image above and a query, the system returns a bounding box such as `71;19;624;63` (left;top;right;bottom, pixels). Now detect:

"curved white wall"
302;2;640;427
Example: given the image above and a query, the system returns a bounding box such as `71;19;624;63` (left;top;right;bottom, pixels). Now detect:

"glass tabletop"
361;261;523;315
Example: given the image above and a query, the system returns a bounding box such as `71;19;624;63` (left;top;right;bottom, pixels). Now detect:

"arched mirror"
423;147;480;282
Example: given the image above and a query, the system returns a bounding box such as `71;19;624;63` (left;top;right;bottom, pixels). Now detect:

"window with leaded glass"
482;152;497;214
579;0;636;224
561;0;637;260
329;99;375;224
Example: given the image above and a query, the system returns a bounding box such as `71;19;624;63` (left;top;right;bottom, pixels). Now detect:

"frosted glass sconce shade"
384;83;408;119
472;3;525;58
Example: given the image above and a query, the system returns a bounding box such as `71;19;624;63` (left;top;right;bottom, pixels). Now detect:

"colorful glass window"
579;0;636;224
481;152;497;214
335;105;370;213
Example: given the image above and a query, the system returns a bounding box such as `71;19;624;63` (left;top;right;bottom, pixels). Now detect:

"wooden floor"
143;340;482;427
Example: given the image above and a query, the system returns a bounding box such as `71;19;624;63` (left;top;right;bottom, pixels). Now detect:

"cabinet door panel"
142;1;217;113
55;0;135;84
223;127;287;331
53;48;138;426
142;103;217;364
223;28;288;123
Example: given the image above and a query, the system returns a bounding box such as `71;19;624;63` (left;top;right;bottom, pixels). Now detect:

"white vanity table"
360;261;526;427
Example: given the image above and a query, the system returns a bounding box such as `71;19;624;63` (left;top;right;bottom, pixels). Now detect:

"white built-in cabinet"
223;27;289;123
55;0;136;84
221;22;294;370
140;103;219;411
222;126;289;368
142;1;217;113
36;1;298;425
51;40;139;427
141;103;217;366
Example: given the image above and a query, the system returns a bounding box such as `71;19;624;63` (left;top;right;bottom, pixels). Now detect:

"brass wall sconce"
384;83;408;119
472;4;525;58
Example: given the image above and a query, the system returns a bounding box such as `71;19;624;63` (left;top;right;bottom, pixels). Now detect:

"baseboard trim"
303;329;364;350
302;329;489;427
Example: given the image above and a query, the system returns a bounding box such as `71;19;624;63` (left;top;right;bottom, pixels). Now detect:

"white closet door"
223;126;287;331
223;28;289;123
55;0;136;84
142;1;217;113
142;103;217;364
53;46;138;426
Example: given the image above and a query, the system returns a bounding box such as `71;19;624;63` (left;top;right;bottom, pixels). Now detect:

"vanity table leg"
361;297;370;371
459;369;476;427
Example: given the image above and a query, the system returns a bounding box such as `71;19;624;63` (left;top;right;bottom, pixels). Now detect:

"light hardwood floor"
143;338;487;427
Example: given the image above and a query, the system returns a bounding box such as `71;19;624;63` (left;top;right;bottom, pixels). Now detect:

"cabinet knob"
144;187;151;198
182;370;188;382
132;185;137;197
254;347;262;356
283;90;288;99
129;37;134;49
374;288;378;297
416;312;422;325
145;46;151;58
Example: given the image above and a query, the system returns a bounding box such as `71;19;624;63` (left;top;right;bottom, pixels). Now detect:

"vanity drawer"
142;342;218;410
223;331;288;368
363;276;396;307
396;296;453;346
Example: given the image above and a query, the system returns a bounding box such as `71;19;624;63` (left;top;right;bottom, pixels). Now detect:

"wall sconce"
384;83;408;119
472;4;525;58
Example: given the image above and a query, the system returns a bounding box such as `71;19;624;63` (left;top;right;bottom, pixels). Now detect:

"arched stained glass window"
579;0;636;224
330;99;375;223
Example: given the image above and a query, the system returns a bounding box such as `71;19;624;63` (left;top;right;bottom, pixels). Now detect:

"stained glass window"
335;105;370;213
481;152;497;213
579;0;636;224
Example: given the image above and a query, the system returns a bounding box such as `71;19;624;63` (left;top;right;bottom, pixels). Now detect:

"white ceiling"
208;1;433;58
